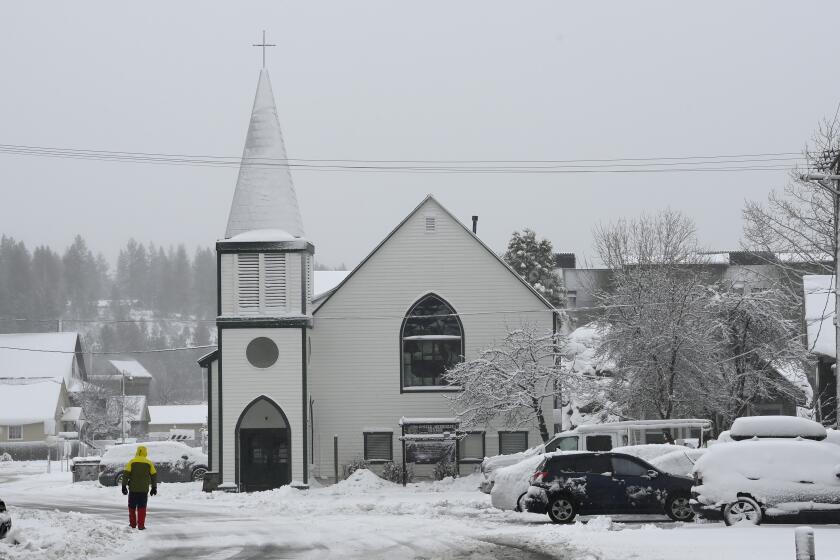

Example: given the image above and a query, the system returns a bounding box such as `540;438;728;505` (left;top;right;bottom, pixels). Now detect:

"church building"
199;66;558;491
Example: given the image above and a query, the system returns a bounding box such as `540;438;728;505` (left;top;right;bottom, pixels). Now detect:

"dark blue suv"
523;452;695;523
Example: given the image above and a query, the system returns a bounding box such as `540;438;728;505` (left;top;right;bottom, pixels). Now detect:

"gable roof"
107;358;152;379
0;332;85;389
225;68;305;239
313;195;556;313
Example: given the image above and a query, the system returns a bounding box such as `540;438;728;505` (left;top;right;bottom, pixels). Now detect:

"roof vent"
425;216;436;233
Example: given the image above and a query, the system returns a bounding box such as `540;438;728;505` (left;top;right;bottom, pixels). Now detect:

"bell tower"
215;63;313;490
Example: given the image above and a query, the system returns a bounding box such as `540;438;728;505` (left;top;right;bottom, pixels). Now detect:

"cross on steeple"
252;30;276;68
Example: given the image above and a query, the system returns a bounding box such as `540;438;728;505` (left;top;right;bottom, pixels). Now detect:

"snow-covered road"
4;461;840;559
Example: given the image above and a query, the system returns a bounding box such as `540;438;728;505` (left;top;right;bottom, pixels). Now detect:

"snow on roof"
0;332;81;387
148;404;207;426
772;360;813;405
225;68;305;239
223;228;299;242
730;415;826;440
399;417;460;425
804;275;835;358
61;407;83;422
570;419;712;434
314;270;351;298
0;379;63;424
108;359;152;379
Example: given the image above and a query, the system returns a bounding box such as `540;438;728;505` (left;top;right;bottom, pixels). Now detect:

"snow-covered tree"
444;325;567;442
594;210;716;420
503;229;564;306
702;284;810;426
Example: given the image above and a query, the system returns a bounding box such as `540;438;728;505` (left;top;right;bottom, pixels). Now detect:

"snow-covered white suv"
692;438;840;525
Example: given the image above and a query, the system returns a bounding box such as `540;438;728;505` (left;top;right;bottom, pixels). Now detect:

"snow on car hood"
693;439;840;509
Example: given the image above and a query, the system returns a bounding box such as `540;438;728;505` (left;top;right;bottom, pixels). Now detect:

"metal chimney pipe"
471;215;478;234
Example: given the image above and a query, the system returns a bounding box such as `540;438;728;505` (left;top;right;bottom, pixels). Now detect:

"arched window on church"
401;294;463;390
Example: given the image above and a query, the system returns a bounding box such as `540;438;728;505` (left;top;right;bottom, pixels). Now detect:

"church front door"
239;427;290;492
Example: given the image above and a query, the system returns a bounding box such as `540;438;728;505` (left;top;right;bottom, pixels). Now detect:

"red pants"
128;506;147;529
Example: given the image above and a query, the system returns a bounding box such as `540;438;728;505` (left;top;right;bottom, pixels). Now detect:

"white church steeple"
225;68;305;239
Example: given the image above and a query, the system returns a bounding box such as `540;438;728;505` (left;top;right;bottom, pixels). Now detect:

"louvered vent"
425;216;436;233
237;254;260;311
264;253;287;310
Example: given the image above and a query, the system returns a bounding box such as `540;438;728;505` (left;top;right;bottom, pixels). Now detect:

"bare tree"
73;381;121;440
743;111;838;277
444;325;566;443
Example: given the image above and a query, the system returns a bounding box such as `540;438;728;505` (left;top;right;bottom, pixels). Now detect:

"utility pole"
801;151;840;426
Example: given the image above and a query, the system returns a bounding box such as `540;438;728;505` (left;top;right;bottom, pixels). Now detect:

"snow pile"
490;454;544;510
730;416;826;440
564;323;614;376
329;469;392;495
612;444;683;463
650;448;706;476
0;508;136;560
693;438;840;513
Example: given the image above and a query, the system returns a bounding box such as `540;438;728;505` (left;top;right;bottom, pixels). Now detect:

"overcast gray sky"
1;1;839;268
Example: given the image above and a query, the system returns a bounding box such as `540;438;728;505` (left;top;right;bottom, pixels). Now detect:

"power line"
0;143;809;174
0;344;216;355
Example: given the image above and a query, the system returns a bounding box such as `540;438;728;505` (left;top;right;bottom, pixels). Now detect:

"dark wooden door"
239;428;290;492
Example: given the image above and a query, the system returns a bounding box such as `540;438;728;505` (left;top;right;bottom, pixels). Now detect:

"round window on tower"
246;337;279;369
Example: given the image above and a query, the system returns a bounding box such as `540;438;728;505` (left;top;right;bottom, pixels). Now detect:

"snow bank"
0;508;136;560
329;469;391;495
612;444;682;463
730;416;826;440
693;438;840;512
490;454;544;511
650;448;706;476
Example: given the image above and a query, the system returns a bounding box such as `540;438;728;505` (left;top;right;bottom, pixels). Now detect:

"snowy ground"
3;461;840;559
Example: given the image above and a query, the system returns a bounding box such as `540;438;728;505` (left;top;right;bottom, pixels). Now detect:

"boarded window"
237;254;260;311
458;432;485;462
263;253;287;310
498;431;528;454
363;432;393;462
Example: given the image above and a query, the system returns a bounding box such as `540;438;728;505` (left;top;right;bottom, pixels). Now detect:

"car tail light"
532;470;549;483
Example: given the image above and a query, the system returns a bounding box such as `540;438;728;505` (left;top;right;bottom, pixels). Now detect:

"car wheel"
547;495;577;524
191;467;208;481
665;494;694;522
723;497;762;526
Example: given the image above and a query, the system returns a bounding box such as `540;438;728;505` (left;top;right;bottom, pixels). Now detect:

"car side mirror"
646;469;659;478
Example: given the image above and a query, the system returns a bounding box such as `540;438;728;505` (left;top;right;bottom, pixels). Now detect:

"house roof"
61;406;84;422
224;68;305;240
108;359;152;379
0;332;84;389
0;379;63;425
804;275;835;359
148;404;207;426
313;195;556;313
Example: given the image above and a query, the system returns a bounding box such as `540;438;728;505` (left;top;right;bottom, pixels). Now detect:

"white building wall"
220;253;235;315
209;361;220;471
220;328;304;485
310;198;555;478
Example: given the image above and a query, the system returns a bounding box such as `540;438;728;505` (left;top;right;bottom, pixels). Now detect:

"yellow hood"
135;445;148;458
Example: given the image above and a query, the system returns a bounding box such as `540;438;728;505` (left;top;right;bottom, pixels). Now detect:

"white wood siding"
220;328;304;485
220;253;235;315
310;198;554;478
209;361;220;471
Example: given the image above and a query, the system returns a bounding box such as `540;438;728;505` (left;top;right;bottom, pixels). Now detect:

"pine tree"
503;229;564;306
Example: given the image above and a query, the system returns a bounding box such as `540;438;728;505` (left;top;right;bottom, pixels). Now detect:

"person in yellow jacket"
121;445;158;530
